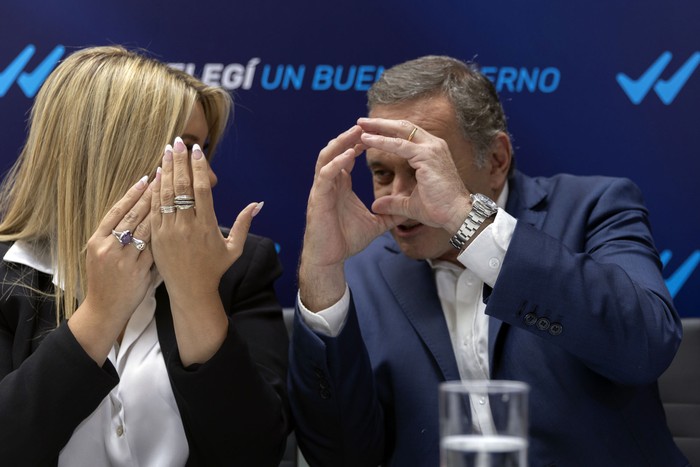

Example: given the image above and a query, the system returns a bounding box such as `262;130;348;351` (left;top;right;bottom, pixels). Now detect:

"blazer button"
536;317;550;331
319;388;331;399
524;312;537;326
549;323;563;336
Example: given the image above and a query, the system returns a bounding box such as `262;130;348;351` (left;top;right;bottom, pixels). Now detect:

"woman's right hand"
67;176;154;365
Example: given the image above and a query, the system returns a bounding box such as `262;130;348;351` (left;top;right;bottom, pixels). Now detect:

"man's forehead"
369;94;451;114
368;97;457;136
365;148;408;168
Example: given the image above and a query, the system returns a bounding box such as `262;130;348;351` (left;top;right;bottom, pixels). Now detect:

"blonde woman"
0;46;290;466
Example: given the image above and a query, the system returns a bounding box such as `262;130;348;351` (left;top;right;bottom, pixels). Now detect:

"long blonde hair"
0;46;232;322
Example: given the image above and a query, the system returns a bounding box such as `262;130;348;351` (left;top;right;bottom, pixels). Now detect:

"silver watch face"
471;193;498;216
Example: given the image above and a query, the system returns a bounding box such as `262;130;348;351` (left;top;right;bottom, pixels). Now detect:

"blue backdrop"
1;0;698;316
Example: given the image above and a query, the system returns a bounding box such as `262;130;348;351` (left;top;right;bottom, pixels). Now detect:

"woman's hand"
150;137;262;365
68;176;154;365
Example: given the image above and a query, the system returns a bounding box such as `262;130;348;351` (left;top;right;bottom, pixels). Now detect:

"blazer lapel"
154;284;177;363
505;170;548;230
379;252;461;382
372;172;550;381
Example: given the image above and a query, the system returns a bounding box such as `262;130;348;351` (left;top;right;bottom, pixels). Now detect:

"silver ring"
175;203;195;210
160;205;177;214
131;237;147;251
112;229;133;246
174;195;195;205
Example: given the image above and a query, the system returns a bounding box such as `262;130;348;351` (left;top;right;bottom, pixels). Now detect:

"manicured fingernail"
192;143;204;160
155;166;162;181
135;175;149;190
252;201;264;217
164;144;173;162
174;136;186;152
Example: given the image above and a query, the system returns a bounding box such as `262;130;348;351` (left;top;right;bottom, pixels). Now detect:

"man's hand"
299;125;402;311
358;118;472;235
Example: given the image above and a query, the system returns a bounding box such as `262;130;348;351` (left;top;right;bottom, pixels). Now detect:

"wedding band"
112;229;133;246
407;126;418;142
174;195;195;205
175;203;195;210
131;237;147;251
160;205;177;214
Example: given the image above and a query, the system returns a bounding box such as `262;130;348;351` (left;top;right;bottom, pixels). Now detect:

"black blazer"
0;234;290;466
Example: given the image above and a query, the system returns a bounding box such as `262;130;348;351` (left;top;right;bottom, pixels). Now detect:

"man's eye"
373;170;393;183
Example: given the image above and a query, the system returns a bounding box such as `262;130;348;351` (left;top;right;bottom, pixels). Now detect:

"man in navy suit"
288;56;687;466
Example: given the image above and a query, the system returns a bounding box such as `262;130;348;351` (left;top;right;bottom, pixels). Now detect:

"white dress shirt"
298;186;517;433
3;241;189;467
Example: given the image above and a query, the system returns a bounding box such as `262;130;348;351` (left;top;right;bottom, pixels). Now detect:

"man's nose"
391;174;416;196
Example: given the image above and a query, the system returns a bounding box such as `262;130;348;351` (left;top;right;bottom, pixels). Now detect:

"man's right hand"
299;125;403;311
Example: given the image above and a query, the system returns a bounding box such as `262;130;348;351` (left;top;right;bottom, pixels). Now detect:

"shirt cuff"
297;285;350;337
457;208;516;287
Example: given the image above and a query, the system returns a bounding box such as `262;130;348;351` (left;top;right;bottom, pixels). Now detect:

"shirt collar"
3;240;162;297
4;239;54;275
3;239;64;288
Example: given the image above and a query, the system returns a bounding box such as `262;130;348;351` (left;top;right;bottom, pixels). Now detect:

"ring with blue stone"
112;229;133;246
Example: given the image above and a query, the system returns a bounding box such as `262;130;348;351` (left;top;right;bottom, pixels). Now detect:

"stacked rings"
174;195;195;211
160;195;195;214
174;195;194;205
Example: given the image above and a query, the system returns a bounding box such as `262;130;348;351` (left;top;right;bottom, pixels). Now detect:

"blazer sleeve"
162;234;291;467
0;261;119;467
288;293;386;467
486;177;682;385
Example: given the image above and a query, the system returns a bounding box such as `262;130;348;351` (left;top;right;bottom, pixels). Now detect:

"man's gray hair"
367;55;513;167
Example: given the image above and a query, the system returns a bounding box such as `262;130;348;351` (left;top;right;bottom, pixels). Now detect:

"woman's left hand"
150;137;262;365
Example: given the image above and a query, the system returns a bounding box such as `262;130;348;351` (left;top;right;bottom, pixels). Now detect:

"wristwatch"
449;193;498;250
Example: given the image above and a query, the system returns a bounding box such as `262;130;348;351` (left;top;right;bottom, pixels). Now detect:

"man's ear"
489;132;512;192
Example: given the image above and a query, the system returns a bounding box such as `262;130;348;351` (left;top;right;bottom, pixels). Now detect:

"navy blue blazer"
289;170;687;466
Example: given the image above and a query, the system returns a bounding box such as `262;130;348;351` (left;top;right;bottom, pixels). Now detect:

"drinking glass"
439;380;529;467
